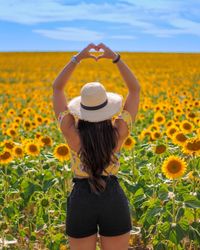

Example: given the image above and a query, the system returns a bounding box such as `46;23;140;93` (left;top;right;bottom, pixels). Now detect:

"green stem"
172;179;177;250
4;165;8;204
153;156;158;198
192;156;199;225
38;153;43;171
172;179;176;224
131;148;135;180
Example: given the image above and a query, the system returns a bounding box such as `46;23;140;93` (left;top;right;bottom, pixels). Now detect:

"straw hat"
67;82;123;122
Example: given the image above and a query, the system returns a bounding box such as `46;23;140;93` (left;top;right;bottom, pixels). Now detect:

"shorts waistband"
72;175;118;183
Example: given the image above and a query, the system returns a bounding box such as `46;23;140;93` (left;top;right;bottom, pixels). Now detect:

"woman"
52;42;141;250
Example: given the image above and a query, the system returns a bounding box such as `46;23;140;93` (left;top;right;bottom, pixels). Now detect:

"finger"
88;55;97;61
96;43;106;50
87;43;96;50
96;55;105;60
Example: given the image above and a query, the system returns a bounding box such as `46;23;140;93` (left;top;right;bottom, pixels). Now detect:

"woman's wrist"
74;53;82;63
111;52;118;60
112;53;121;63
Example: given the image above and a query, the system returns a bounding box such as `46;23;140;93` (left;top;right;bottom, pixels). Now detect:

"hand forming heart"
75;43;117;62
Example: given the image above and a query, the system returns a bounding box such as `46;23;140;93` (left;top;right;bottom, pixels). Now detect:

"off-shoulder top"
57;108;133;178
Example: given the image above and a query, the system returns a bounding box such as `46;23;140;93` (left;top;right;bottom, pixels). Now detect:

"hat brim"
67;92;123;122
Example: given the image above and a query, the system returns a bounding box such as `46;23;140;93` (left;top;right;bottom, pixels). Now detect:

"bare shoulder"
61;122;81;153
113;118;129;138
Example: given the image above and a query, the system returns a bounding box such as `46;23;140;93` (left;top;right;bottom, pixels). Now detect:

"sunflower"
166;120;174;128
154;105;161;112
3;140;15;152
14;117;22;124
23;119;32;131
40;198;50;207
31;121;37;129
12;123;20;129
6;128;18;138
172;132;188;146
154;112;166;125
53;143;70;162
38;135;53;147
44;117;51;125
35;114;43;124
22;138;36;147
149;124;160;131
21;108;29;117
7;109;16;116
122;136;136;150
174;107;183;116
139;129;151;141
193;117;200;126
193;100;199;107
25;142;40;156
166;125;179;139
161;155;187;179
151;131;162;140
35;132;42;139
0;150;13;164
154;144;167;154
182;137;200;156
1;122;7;130
13;145;24;158
180;120;194;134
196;128;200;137
186;112;196;121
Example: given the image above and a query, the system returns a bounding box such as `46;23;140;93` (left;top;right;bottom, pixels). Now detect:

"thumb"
88;55;97;61
96;55;105;61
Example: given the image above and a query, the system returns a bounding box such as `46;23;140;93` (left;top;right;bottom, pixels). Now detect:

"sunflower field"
0;52;200;250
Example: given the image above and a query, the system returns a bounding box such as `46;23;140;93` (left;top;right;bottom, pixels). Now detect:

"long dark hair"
76;118;120;195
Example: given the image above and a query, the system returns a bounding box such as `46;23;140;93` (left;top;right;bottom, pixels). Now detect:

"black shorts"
65;175;132;238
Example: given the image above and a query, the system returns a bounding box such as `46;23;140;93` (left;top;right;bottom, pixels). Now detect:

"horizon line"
0;50;200;54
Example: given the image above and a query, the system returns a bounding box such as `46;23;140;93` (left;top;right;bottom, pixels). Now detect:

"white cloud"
0;0;163;28
0;0;200;39
121;0;182;11
142;17;200;37
109;35;137;39
33;27;138;42
34;27;104;41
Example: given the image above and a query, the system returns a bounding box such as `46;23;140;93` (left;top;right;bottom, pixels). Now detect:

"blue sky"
0;0;200;52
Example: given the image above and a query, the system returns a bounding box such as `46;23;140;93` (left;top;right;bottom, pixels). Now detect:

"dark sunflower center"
10;130;16;135
25;122;31;127
16;148;23;154
183;123;191;130
176;133;187;142
186;140;200;151
57;146;69;156
29;145;37;152
157;117;163;122
167;160;181;173
125;138;132;145
188;113;195;118
170;128;177;135
154;132;160;138
1;151;11;160
42;138;51;144
5;143;14;149
155;145;166;154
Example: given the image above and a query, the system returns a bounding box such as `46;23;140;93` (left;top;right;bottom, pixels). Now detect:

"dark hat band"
81;99;108;110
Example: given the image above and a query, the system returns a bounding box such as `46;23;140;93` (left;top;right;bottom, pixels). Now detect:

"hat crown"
81;82;107;107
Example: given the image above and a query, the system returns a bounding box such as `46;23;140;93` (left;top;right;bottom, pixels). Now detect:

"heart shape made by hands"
89;45;105;60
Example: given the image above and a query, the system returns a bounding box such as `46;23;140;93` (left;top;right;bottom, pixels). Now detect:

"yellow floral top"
57;109;133;177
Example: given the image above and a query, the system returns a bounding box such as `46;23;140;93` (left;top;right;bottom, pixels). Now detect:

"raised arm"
52;43;97;122
96;43;141;123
